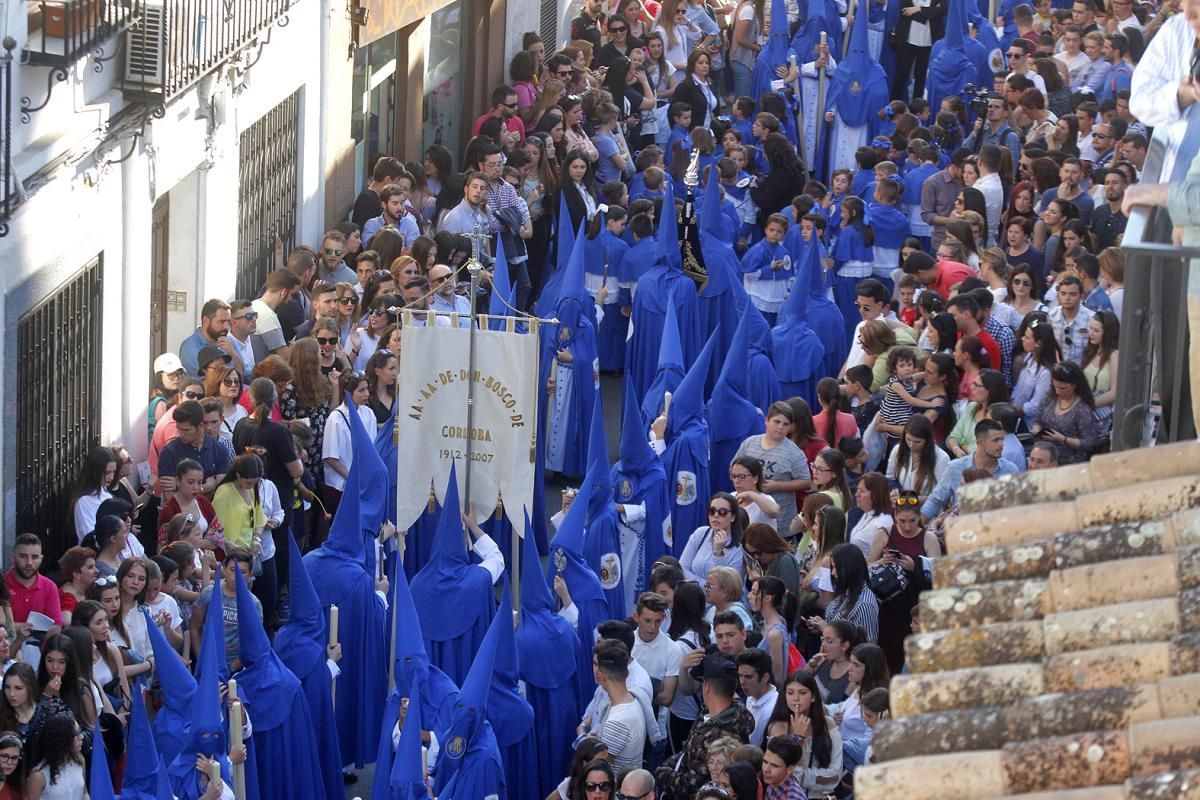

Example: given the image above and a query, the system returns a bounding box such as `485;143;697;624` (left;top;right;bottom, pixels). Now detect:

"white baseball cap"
153;353;184;374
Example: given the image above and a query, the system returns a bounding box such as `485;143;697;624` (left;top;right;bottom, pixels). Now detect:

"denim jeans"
730;60;754;102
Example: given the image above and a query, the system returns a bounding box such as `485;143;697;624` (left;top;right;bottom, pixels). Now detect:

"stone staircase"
854;441;1200;800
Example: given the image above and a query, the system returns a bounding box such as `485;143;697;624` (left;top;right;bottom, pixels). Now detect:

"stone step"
933;510;1200;591
947;475;1200;554
957;441;1200;515
856;716;1200;799
979;767;1200;799
873;675;1200;762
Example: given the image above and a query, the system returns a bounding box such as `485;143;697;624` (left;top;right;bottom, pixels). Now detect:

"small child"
620;213;657;292
740;213;794;327
194;551;262;671
844;364;881;434
878;346;920;452
730;96;756;145
664;102;693;168
628;146;664;201
897;273;921;328
593;103;629;184
146;555;185;651
868;177;911;292
824;168;852;232
163;540;205;641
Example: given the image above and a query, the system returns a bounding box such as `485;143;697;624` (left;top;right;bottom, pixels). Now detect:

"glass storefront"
352;33;399;190
422;1;465;160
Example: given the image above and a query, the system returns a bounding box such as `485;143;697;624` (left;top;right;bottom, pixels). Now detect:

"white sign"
393;319;540;538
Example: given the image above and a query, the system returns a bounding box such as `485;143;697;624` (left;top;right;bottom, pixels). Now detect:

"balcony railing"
1;38;17;237
25;0;139;67
120;0;295;103
1111;133;1197;450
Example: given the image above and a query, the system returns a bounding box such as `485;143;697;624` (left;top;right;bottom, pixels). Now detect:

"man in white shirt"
838;279;915;377
593;639;647;771
1054;26;1090;83
1129;12;1195;179
428;264;473;329
226;300;263;377
735;648;778;745
251;270;301;356
1006;39;1048;96
630;592;681;753
974;145;1005;246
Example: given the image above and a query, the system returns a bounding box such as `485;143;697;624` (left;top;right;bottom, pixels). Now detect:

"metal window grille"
540;0;557;51
16;255;104;568
236;89;300;299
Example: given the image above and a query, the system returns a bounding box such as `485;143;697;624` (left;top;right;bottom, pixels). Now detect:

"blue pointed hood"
488;580;535;747
517;508;578;689
585;392;613;517
654;182;682;272
145;606;195;709
700;164;723;232
585;207;609;277
618;376;657;477
928;0;973;116
272;530;326;678
641;301;684;424
667;327;719;441
751;0;793;99
122;680;161;798
547;465;606;612
772;239;827;381
156;758;175;800
708;309;764;444
234;565;301;730
746;292;775;359
826;0;890;128
442;587;503;755
389;685;430;798
392;552;430;698
90;717;117;800
324;390;388;565
488;239;516;330
411;463;495;641
374;397;399;524
188;584;227;757
792;0;842;63
535;193;579;318
556;217;594;333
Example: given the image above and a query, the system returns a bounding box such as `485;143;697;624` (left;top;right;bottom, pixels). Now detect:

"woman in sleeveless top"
867;491;942;675
748;576;792;686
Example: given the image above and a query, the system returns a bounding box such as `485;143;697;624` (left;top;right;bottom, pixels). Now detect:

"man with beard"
226;299;264;376
401;276;451;328
180;299;242;376
1037;158;1096;225
1090;169;1128;249
5;534;63;661
429;264;472;328
440;172;492;248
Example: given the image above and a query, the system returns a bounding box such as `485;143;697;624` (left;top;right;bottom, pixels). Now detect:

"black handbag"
868;561;908;602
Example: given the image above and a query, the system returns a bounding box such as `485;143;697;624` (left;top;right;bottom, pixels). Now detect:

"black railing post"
0;37;14;237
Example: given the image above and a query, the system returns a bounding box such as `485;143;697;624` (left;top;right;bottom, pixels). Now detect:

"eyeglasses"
337;297;357;305
895;495;920;506
707;506;732;517
1012;277;1032;287
812;465;832;474
183;391;203;400
586;782;614;793
323;248;344;257
498;102;518;109
232;311;258;322
316;336;338;346
744;548;761;559
222;377;241;387
616;789;654;800
609;24;628;32
729;471;752;481
431;275;452;284
0;754;20;765
95;575;117;587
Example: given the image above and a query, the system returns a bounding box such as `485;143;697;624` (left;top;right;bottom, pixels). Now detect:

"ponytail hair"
247;377;277;424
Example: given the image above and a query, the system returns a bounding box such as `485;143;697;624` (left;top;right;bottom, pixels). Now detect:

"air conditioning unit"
124;0;166;88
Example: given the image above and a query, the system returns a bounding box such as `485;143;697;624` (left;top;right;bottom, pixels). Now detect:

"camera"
962;83;990;117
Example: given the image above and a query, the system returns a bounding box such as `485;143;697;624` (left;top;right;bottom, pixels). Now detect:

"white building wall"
0;0;333;547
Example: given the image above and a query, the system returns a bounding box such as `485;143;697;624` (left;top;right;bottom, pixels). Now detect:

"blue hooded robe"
783;226;846;377
640;301;685;429
437;596;507;800
823;3;890;178
582;393;626;618
302;396;389;769
544;222;599;478
708;309;767;495
90;717;117;800
773;234;828;405
548;464;610;710
867;190;912;293
119;680;162;800
753;0;804;151
143;606;195;766
382;679;431;800
585;211;631;371
488;582;537;800
697;172;750;395
612;379;670;594
410;464;498;688
516;513;579;799
535;192;577;319
663;329;719;558
927;0;975;125
627;182;703;401
232;566;327;800
744;305;784;414
274;532;343;800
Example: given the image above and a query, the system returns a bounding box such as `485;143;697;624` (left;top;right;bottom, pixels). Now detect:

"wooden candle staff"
229;685;246;800
329;604;340;707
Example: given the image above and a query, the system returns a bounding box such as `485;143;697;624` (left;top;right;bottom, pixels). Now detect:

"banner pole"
462;250;485;540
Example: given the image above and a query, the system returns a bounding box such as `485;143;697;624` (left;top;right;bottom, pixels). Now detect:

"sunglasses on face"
183;391;203;400
337;297;357;305
324;248;344;257
316;336;338;346
232;311;258;322
585;782;614;793
369;308;387;317
1012;277;1032;286
222;377;241;387
707;506;732;517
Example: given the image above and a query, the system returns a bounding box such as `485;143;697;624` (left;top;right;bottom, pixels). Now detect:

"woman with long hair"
763;671;842;793
69;600;130;718
805;619;859;704
945;219;981;271
312;317;352;379
156;458;222;549
1082;309;1119;429
786;396;829;468
422;144;453;202
1046;108;1080;155
1005;223;1046;301
1033;198;1078;285
947;368;1008;457
365;347;399;426
847;473;893;557
0;729;21;800
801;505;847;610
734;401;813;536
666;580;711;751
68;447;117;545
333;282;360;347
1002;180;1038;227
573;758;616;800
89;516;129;578
281;337;333;482
149;353;186;442
1033;362;1100;464
828;643;890;767
680;493;745;583
672;49;721;132
1006;263;1049;319
813;380;857;456
550;739;609;800
810;450;851;512
321;369;375;510
0;663;40;739
557;148;598;234
951;335;988;411
870;491;940;673
805;544;878;643
531;79;567;134
643;31;679;100
36;634;95;730
742;523;800;599
112;557;153;658
923;310;957;355
752;134;808;230
203;362;247;444
885;415;949;500
560;96;598;164
24;712;86;800
748;576;794;686
407;238;437;276
1012;314;1059;422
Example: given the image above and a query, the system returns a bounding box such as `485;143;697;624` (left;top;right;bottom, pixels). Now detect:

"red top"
5;569;63;626
813;411;859;448
929;260;975;300
899;305;920;328
59;589;78;616
471;113;525;140
959;329;1001;372
158;494;221;544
